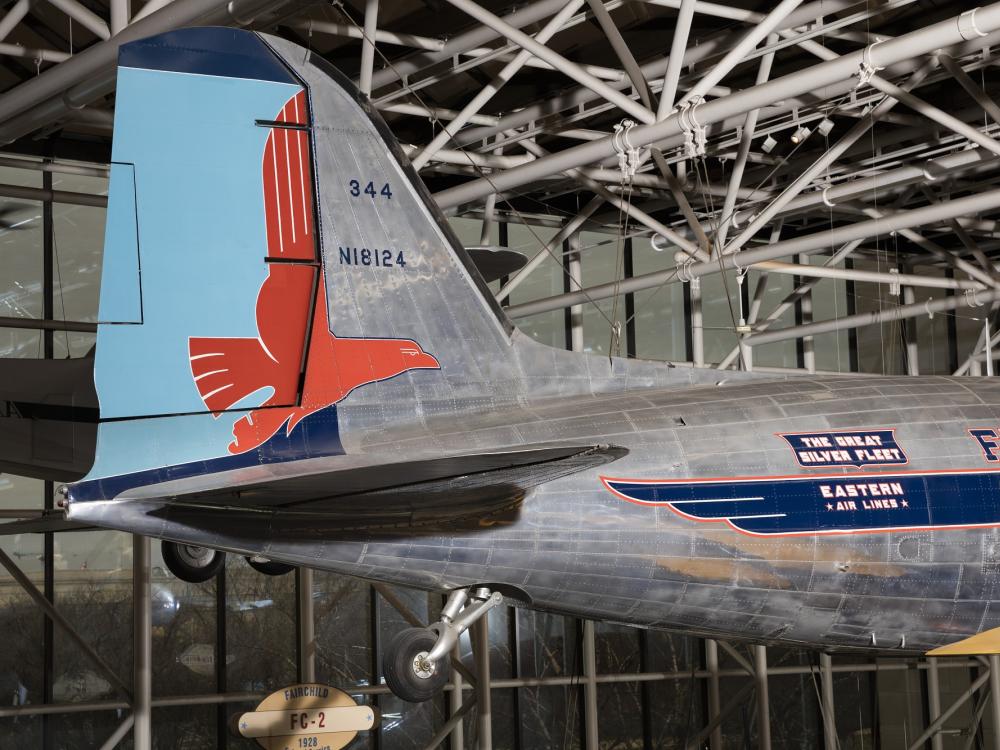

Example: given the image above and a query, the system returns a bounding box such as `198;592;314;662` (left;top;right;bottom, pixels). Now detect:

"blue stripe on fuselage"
603;470;1000;536
68;404;343;502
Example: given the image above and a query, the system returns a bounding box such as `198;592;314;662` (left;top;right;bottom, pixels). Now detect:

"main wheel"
245;556;295;576
162;541;225;583
382;627;450;702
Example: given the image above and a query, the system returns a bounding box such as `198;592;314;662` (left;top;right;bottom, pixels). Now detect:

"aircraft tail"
82;27;535;486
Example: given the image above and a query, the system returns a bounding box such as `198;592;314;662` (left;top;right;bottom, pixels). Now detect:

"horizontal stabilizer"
0;356;98;481
927;628;1000;656
71;444;627;530
123;443;625;506
69;445;628;536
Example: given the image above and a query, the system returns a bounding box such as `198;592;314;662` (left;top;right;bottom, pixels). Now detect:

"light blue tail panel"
97;63;299;419
98;162;142;324
81;28;344;490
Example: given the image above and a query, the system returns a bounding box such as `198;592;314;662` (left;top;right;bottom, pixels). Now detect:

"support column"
705;640;723;750
449;644;464;750
798;255;815;373
927;656;943;750
473;617;492;750
567;233;584;353
583;621;598;750
820;653;837;750
133;535;151;750
754;645;771;750
903;285;920;376
691;280;704;367
110;0;129;35
359;0;379;96
298;567;315;682
989;655;1000;750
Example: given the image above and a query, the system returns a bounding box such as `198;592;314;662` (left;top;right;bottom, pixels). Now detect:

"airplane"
3;25;1000;703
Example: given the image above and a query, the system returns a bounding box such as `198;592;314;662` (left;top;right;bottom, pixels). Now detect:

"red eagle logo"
188;91;439;454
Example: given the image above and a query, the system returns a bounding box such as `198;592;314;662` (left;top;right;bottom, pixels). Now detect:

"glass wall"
1;154;997;750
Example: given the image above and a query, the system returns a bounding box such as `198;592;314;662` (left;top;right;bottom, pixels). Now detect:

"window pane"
53;530;132;705
152;543;217;697
314;573;372;686
226;555;297;692
0;535;44;707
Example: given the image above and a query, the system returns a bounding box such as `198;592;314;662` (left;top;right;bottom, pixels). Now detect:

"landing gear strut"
382;586;503;703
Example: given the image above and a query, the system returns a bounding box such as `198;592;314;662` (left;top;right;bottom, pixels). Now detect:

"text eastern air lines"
601;469;1000;537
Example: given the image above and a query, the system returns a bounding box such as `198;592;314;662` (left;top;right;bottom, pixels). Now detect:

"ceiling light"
761;135;777;153
817;118;834;137
790;126;811;144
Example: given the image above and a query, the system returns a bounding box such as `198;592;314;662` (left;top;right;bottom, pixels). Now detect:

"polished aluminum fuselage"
77;362;1000;654
64;33;1000;655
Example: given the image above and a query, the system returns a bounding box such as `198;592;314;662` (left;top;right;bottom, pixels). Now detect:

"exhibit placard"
234;683;377;750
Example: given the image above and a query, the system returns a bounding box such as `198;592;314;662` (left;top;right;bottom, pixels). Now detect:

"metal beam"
729;147;999;230
506;187;1000;319
990;655;1000;750
453;0;865;148
435;6;1000;209
366;0;571;91
583;620;599;750
586;0;653;108
45;0;111;40
111;0;129;35
298;567;315;682
0;546;132;699
473;617;493;750
519;140;702;258
358;0;379;97
0;0;30;42
705;640;722;750
753;260;985;291
715;34;776;249
496;195;602;303
744;286;1000;348
0;43;70;63
133;535;151;750
869;75;1000;158
439;0;655;124
657;0;694;117
754;645;772;750
0;0;297;145
940;53;1000;127
97;714;135;750
720;59;935;257
421;696;477;750
686;681;755;750
291;18;444;51
411;0;585;171
907;668;992;750
677;0;803;108
448;643;464;750
819;653;837;750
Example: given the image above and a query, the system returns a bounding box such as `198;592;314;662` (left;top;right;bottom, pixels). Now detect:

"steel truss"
5;1;1000;746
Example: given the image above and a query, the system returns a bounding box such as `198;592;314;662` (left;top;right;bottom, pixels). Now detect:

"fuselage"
70;372;1000;653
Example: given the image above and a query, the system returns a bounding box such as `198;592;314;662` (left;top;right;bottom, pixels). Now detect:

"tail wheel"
382;628;450;703
245;556;295;576
161;541;225;583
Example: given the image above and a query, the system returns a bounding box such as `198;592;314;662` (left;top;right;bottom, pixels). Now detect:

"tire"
245;556;295;576
382;627;450;702
161;540;225;583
